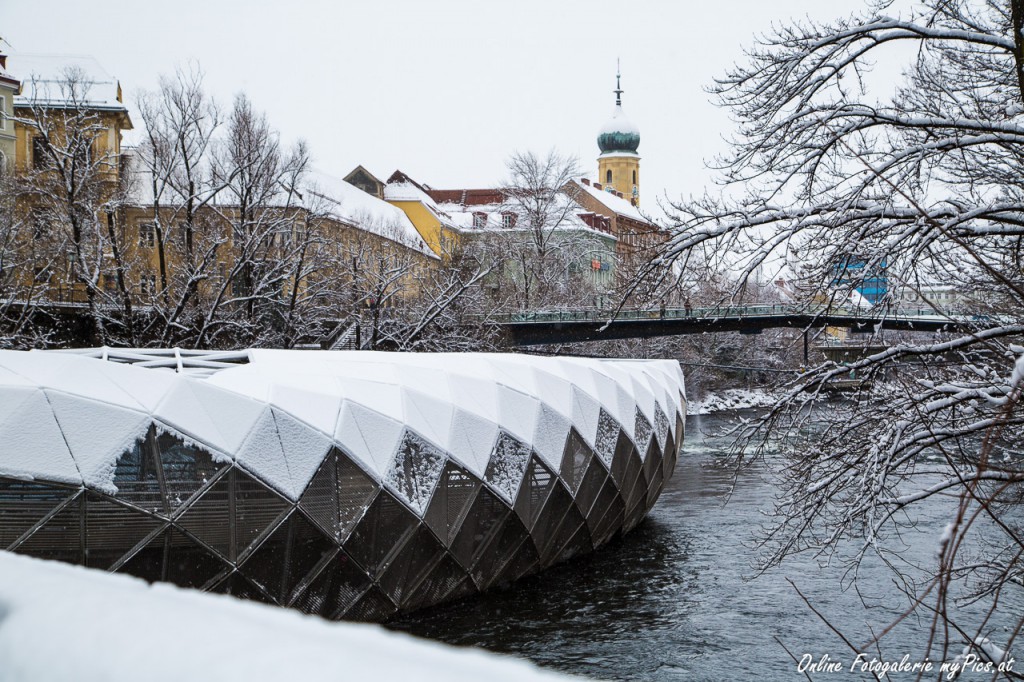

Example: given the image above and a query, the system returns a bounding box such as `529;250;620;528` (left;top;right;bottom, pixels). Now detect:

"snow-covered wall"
0;551;573;682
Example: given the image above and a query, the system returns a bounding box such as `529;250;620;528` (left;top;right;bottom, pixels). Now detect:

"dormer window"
501;212;517;228
472;212;487;229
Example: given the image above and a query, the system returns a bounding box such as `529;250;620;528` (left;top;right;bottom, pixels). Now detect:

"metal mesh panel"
343;491;419;577
212;572;274;604
13;493;83;563
176;474;231;559
610;430;633;487
484;431;532;502
469;512;529;590
377;525;446;607
494;535;541;586
423;462;480;546
342;586;398;622
336;455;380;540
642;438;662;493
620;447;646;514
585;476;621;534
0;478;75;550
539;502;586;567
385;431;446;515
111;436;164;514
573;456;608;520
84;493;164;569
405;554;472;611
291;550;372;618
234;469;292;560
549;520;593;567
646;460;666;508
560;428;591;494
164;528;230;588
240;511;337;604
590;488;625;548
449;487;510;571
156;432;226;512
115;527;168;582
298;451;338;540
513;456;556;530
663;429;677;480
530;481;573;561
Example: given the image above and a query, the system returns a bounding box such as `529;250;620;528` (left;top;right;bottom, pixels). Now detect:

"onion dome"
597;68;640;154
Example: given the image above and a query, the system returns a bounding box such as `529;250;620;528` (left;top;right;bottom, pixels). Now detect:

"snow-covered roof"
0;551;573;682
305;169;436;257
384;180;443;210
436;199;617;242
574;178;649;223
0;348;685;504
10;54;128;114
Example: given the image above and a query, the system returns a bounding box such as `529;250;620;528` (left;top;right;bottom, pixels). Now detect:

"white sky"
1;0;858;217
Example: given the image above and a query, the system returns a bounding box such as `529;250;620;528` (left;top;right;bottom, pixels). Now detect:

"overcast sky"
1;0;858;217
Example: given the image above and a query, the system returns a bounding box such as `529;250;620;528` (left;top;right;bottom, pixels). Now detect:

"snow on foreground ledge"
0;552;574;682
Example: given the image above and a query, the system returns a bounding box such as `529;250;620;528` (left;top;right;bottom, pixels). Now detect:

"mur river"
390;411;1024;680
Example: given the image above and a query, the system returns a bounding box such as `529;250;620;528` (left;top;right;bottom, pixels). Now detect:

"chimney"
0;54;6;70
616;191;624;199
581;178;590;186
594;182;603;191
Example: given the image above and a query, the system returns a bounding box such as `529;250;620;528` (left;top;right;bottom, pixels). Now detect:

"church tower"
597;65;641;206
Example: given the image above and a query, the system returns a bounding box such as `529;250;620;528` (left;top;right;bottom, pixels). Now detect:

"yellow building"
596;68;641;207
0;51;17;172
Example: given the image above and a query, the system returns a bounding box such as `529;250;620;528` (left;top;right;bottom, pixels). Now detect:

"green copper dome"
598;69;640;154
598;104;640;153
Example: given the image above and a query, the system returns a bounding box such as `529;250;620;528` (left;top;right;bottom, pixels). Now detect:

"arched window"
606;169;612;184
632;170;637;185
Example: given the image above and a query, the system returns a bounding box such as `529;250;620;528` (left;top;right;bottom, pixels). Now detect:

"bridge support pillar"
803;330;809;365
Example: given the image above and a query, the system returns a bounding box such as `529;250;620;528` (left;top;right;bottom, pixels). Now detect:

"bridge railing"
494;304;964;324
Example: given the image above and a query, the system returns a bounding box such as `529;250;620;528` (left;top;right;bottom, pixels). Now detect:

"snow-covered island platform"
0;551;573;682
0;349;685;621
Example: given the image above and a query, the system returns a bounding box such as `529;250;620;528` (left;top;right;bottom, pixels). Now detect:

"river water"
388;412;1024;680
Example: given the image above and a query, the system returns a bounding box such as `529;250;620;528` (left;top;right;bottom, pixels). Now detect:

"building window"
139;223;156;249
501;212;517;228
0;96;5;131
33;137;51;170
632;169;637;185
472;212;487;229
606;169;612;184
139;274;156;296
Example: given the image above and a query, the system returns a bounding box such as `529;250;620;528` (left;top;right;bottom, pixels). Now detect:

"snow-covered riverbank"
0;552;572;682
686;388;778;415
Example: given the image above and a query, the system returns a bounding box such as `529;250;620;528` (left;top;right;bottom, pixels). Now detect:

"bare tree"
666;0;1024;667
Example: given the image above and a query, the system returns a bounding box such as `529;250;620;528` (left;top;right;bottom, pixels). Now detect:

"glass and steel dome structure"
0;348;685;621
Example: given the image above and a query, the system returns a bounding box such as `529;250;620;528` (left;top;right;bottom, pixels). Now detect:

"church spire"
614;59;623;106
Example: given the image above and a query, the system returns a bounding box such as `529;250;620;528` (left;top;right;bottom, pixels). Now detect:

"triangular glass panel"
548;520;593;567
559;428;591;494
620;446;646;515
594;409;619;468
646;461;666;509
449;487;511;572
642;438;662;492
610;430;634;488
385;430;446;516
291;549;373;618
653;404;670;449
634;407;653;456
156;431;227;512
494;535;540;586
116;526;169;583
84;493;165;570
591;493;625;548
0;478;75;550
12;492;83;564
233;468;293;560
585;476;621;535
423;461;480;546
484;431;531;503
297;450;339;540
343;490;419;578
513;456;556;530
176;473;232;559
336;454;380;541
111;434;164;515
377;524;446;608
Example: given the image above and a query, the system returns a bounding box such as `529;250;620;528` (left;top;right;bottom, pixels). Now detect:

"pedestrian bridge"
497;304;973;346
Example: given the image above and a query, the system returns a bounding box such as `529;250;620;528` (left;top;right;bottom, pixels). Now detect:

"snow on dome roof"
598;104;640;154
0;348;685;502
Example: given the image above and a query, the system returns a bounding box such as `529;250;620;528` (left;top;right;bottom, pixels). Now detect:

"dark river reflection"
388;412;1023;680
